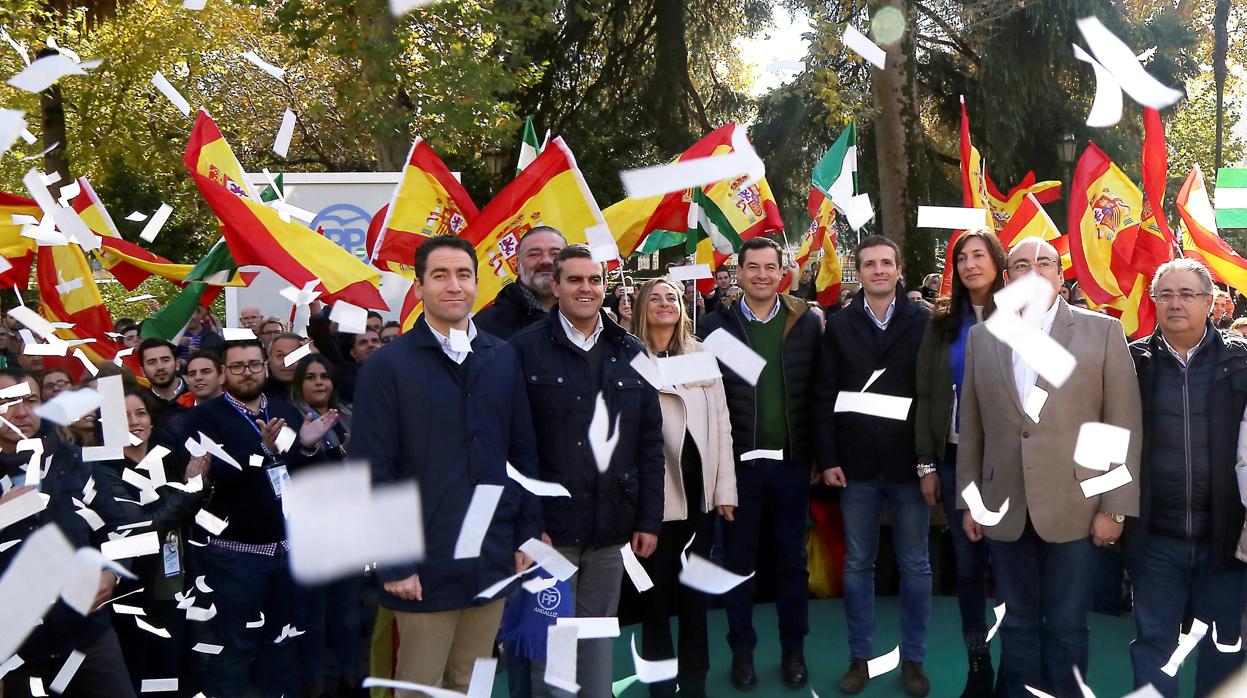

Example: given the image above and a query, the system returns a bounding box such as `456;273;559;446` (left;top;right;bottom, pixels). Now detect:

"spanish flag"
1132;107;1177;278
996;193;1062;250
366;137;478;268
184;110;387;310
0;192;39;289
942;100;1061;294
1176;163;1247;293
1068;142;1155;338
794;187;843;306
35;244;139;375
462;137;607;313
603;124;784;257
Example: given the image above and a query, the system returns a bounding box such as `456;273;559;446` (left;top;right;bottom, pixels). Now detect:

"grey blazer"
956;299;1143;543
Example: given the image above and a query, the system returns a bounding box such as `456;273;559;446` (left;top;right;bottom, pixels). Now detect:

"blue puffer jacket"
509;308;665;548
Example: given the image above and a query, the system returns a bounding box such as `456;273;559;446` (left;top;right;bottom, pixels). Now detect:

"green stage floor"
494;596;1200;697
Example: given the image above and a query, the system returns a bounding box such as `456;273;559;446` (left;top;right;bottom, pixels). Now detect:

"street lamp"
483;148;510;177
1057;133;1078;166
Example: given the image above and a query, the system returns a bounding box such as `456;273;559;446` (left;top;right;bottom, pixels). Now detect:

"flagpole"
688;252;697;329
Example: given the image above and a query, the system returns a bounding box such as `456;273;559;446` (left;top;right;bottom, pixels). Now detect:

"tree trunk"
868;0;927;274
356;0;411;171
36;46;70;180
1213;0;1228;171
652;0;692;153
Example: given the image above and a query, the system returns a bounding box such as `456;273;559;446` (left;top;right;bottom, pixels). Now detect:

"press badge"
162;531;181;578
266;464;290;499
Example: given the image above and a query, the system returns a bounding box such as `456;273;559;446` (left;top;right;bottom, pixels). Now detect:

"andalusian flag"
1216;168;1247;229
462;136;608;313
604;123;784;257
794;188;843;306
635;230;687;254
36;243;138;375
686;186;743;255
140;240;242;341
366;137;477;268
812;122;857;207
1177;164;1247;293
0;191;40;289
185;110;387;310
1133;108;1176;278
517;117;540;174
942;100;1061;294
1068;142;1155;338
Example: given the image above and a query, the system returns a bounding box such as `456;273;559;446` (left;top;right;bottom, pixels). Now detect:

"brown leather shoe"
902;660;931;697
838;659;869;694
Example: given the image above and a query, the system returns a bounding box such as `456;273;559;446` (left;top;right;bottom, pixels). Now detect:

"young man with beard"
181;338;339;698
139;338;190;424
475;226;567;339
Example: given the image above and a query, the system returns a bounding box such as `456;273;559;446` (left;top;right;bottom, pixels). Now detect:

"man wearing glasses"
1127;258;1247;696
180;338;339;697
957;237;1141;696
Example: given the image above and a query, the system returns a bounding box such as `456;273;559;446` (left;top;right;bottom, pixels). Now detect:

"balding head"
1006;236;1063;298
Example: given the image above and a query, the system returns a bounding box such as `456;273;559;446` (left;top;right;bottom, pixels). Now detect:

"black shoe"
838;659;869;694
731;652;757;690
677;672;708;698
961;653;995;698
902;661;931;697
782;648;808;688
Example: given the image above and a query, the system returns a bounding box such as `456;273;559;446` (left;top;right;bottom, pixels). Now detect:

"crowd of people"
1;225;1245;698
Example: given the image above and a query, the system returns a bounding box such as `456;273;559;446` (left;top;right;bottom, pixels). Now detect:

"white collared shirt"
865;296;897;330
1012;298;1061;405
558;311;604;351
741;295;781;323
427;320;478;364
1160;326;1209;367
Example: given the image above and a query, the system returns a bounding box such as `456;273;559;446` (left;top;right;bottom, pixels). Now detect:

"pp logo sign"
537;586;562;612
310;204;372;261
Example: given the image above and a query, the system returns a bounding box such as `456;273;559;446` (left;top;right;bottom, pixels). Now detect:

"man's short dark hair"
854;235;902;270
414;237;477;282
737;237;783;267
517;226;567;255
115;318;137;334
382;320;401;330
223;338;266;362
553;244;605;281
0;366;31;386
715;265;730;277
138;338;177;364
187;349;222;368
366;310;383;321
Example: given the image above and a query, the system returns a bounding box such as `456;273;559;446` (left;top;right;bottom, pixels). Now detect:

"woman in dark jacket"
291;353;352;459
93;389;209;691
914;230;1006;697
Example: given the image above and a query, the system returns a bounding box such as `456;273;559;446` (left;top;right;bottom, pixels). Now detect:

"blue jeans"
841;473;932;662
193;544;309;698
939;447;989;632
722;460;810;653
987;521;1096;698
1131;535;1246;697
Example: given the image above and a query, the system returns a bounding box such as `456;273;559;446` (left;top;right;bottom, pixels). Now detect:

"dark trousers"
722;460;809;653
987;520;1097;698
193;543;309;698
5;627;136;698
1130;534;1246;697
641;509;714;694
113;597;185;692
939;446;990;633
301;573;367;692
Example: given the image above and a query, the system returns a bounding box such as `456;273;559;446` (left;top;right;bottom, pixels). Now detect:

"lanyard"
223;393;274;457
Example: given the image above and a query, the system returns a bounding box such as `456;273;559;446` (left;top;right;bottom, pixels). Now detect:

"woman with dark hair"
289;352;362;696
93;388;210;691
914;229;1007;697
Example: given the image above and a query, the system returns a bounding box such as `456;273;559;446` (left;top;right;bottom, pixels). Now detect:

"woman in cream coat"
632;276;737;698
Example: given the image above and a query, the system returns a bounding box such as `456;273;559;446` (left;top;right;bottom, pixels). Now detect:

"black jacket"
697;294;821;467
816;285;931;481
354;316;542;612
474;281;549;340
510;308;665;548
1128;326;1247;571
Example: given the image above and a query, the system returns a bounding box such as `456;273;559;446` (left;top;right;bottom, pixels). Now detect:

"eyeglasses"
225;361;266;375
1151;290;1211;305
1008;259;1058;274
42;379;71;391
380;335;395;344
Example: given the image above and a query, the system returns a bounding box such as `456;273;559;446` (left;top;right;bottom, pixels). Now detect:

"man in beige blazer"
957;237;1142;697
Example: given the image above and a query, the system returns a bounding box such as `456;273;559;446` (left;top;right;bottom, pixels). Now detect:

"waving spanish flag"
366;137;478;268
462;137;607;313
1068;142;1155;338
35;243;138;374
185;110;387;310
1176;164;1247;293
1132;107;1177;278
794;188;843;306
603;123;784;257
0;192;39;289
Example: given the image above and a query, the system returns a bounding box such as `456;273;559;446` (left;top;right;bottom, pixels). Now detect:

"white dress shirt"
558;311;604;351
1012;298;1061;406
864;296;897;330
427;319;478;364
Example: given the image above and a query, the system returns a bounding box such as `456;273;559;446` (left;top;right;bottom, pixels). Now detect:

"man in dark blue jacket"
353;236;542;694
817;236;932;696
180;338;336;698
510;244;664;698
697;236;821;691
1128;259;1247;697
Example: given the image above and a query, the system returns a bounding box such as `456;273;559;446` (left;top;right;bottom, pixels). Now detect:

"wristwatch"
1102;512;1125;523
916;463;937;477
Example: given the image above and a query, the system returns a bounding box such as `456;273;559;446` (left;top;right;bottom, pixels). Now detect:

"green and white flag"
517;116;540;174
686;186;743;255
140;239;239;341
1216;167;1247;229
811;121;857;205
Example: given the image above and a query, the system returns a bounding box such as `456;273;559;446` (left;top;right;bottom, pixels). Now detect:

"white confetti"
620;541;654;592
666;264;712;282
1076;16;1182;109
453;484;503;559
1079;464;1133;498
138;203;172;243
194;508;228;536
150;72;190;117
241;51;285;80
961;481;1009;527
678;552;753;594
842;25;886;70
6;53;97;93
867;645;900;678
588;391;619;474
272;109;296;158
702;329;765;385
629;633;677;683
47;649;85;694
1073;422;1130;471
917;206;990;230
518;537;578;581
505;462;570;498
1073;44;1123;128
